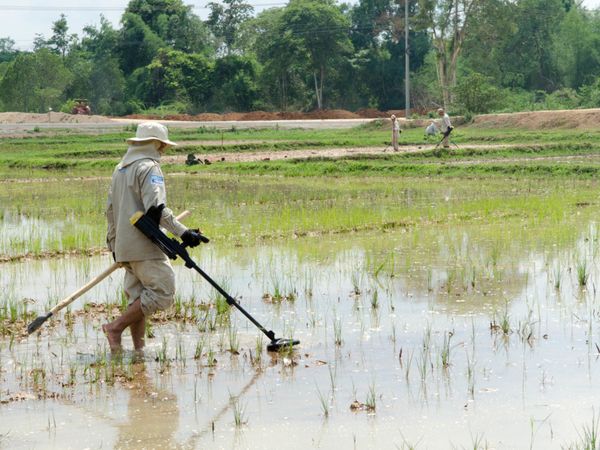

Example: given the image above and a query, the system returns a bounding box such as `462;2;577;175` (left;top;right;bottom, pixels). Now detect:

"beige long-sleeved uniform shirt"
106;142;187;262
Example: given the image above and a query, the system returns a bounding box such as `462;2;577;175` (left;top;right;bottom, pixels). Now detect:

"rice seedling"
228;324;240;354
194;338;205;360
253;335;263;367
396;433;423;449
316;385;330;418
156;336;170;373
553;263;562;290
440;331;453;369
466;350;476;397
145;320;155;339
364;381;377;412
491;302;511;335
465;433;488;450
176;336;187;367
351;269;362;296
333;315;343;346
230;392;247;427
577;259;589;288
371;289;379;310
328;363;337;394
572;410;600;450
207;348;217;368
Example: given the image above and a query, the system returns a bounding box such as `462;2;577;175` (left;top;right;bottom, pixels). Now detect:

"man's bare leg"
130;317;146;351
102;298;145;352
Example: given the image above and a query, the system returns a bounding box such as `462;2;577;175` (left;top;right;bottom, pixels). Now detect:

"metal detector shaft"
187;262;275;341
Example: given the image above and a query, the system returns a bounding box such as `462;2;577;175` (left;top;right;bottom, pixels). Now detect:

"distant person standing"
437;108;453;148
391;114;401;151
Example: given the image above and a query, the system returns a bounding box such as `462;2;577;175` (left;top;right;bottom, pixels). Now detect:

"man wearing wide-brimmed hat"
103;122;203;352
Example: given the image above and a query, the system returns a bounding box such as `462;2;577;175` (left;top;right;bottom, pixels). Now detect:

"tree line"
0;0;599;117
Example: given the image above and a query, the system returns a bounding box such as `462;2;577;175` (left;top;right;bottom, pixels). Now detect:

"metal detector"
433;126;459;151
130;210;300;352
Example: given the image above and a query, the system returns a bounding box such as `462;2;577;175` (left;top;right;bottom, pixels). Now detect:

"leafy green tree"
502;0;566;90
279;0;353;109
207;0;254;54
89;57;127;115
247;7;309;110
80;16;120;60
453;71;500;113
416;0;481;108
210;55;259;111
0;37;18;63
0;49;71;112
119;12;165;74
460;0;515;86
47;14;77;59
553;6;600;88
349;0;430;110
124;0;213;53
63;16;126;115
580;77;600;108
129;49;213;109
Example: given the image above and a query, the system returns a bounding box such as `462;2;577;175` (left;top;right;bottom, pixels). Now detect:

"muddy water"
2;219;600;449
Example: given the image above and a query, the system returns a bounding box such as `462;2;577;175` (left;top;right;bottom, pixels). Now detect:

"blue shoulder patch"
150;175;164;185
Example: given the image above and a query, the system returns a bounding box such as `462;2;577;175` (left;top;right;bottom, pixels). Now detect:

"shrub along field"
2;122;600;448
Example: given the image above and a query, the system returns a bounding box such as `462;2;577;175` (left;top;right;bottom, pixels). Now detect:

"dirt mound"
219;112;242;121
356;108;390;118
0;112;113;124
472;108;600;129
305;109;360;119
278;111;306;120
192;113;222;121
125;109;366;121
240;111;279;120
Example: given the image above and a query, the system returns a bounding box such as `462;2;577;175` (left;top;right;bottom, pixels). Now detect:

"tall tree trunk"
313;72;322;109
423;0;478;109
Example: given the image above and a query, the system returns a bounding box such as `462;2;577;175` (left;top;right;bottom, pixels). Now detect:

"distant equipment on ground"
71;99;91;115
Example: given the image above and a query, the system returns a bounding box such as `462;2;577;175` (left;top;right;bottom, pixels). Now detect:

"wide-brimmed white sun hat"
126;122;178;147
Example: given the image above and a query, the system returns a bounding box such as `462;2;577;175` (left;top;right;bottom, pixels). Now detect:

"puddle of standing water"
1;221;600;449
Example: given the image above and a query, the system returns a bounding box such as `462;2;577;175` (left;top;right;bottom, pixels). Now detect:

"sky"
2;0;600;50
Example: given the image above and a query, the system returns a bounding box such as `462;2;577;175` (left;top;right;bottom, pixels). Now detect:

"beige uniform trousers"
122;258;175;316
392;129;399;151
442;134;450;148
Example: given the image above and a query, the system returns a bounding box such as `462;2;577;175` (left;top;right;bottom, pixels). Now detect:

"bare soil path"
162;143;525;164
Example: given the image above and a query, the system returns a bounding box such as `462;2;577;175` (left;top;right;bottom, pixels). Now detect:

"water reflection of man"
115;362;180;449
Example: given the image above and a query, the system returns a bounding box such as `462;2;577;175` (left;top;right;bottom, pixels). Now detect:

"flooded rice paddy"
2;176;600;448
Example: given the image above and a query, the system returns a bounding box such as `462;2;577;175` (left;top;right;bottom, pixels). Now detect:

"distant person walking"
437;108;453;148
391;114;401;151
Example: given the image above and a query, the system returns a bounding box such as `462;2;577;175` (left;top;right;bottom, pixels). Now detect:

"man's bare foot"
102;323;123;352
